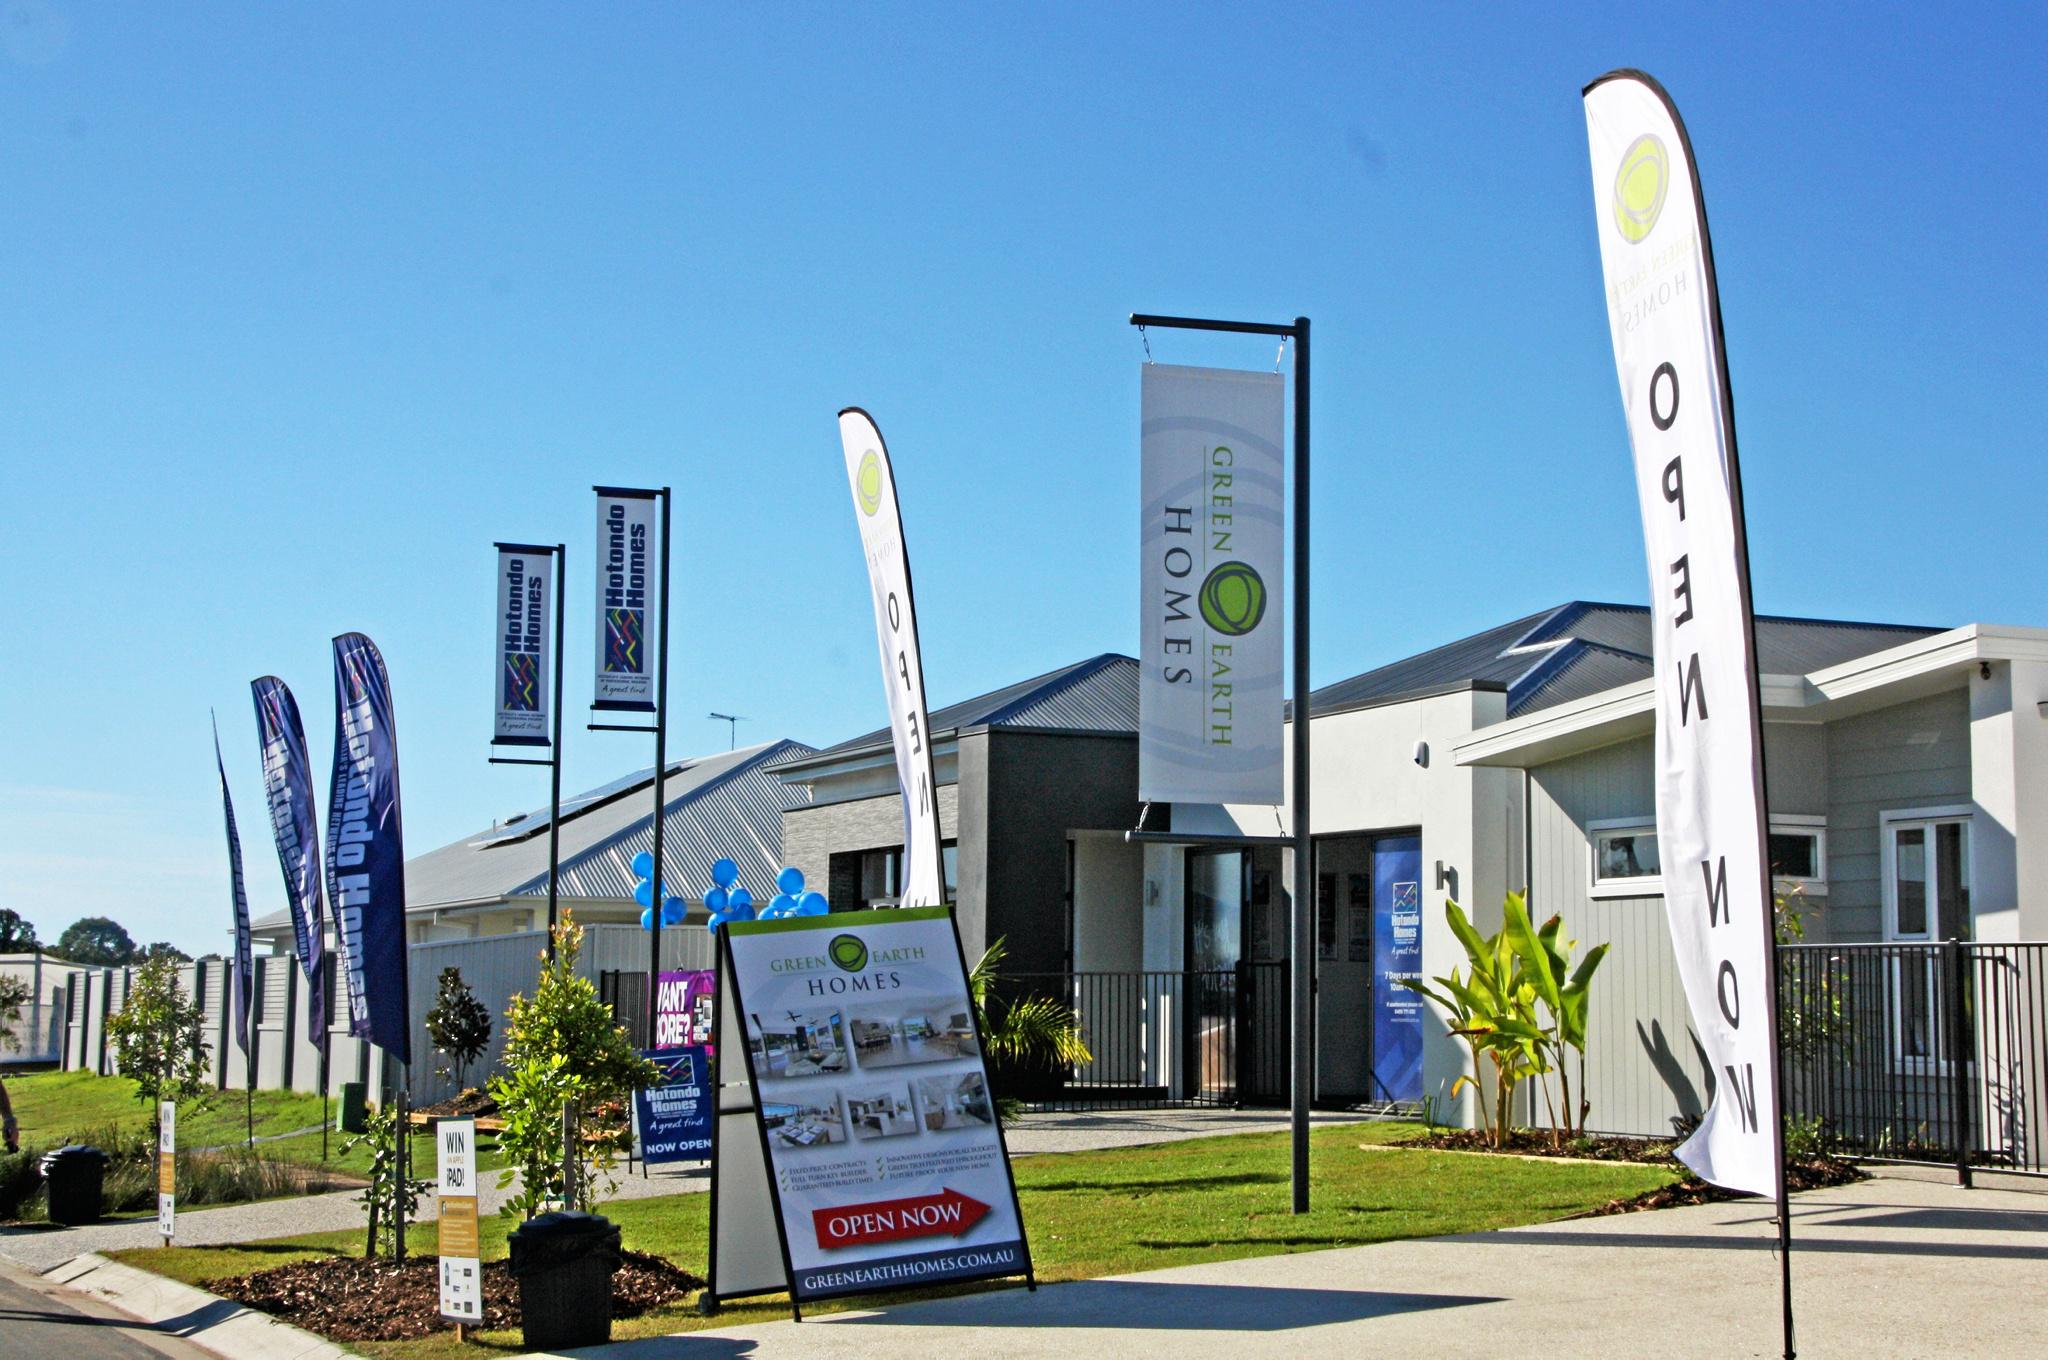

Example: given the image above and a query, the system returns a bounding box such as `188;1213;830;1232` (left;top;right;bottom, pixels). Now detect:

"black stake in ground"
1128;312;1313;1214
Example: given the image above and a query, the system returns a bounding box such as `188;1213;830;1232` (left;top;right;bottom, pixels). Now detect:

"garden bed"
206;1248;701;1342
1393;1127;1865;1214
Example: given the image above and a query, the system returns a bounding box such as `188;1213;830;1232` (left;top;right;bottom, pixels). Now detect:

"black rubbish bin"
40;1145;110;1226
508;1211;622;1351
338;1081;368;1134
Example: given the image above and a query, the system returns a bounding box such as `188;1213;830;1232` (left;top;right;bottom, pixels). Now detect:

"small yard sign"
156;1101;175;1243
436;1118;482;1325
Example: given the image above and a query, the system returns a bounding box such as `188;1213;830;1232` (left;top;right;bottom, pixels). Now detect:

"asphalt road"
0;1256;212;1360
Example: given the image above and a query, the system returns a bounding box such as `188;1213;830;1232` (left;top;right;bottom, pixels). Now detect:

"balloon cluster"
632;850;687;930
702;858;756;933
758;866;828;921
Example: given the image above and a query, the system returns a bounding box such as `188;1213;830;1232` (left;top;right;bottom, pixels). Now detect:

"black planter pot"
508;1211;622;1351
40;1145;110;1226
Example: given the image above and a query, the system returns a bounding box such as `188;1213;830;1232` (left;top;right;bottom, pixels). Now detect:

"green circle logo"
1199;561;1267;636
856;451;883;517
1613;134;1669;244
828;934;868;972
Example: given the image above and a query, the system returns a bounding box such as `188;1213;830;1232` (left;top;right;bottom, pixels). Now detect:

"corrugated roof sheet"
398;739;816;912
809;654;1138;757
1308;601;1941;720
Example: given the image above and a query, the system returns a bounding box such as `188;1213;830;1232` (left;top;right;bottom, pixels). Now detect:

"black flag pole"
1128;311;1312;1214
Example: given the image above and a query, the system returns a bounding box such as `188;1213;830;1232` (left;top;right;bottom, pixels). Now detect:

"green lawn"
113;1121;1679;1358
2;1070;504;1184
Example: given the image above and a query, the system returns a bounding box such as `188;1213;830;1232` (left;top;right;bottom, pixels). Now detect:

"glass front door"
1886;817;1971;1067
1185;850;1243;1100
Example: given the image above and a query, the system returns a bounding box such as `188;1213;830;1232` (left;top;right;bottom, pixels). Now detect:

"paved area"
0;1253;214;1360
540;1171;2048;1359
0;1107;1355;1270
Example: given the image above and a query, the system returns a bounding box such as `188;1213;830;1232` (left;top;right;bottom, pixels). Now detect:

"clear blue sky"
4;3;2042;957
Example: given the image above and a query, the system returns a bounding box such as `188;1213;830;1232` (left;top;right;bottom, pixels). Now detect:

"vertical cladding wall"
980;731;1140;979
1826;688;1972;942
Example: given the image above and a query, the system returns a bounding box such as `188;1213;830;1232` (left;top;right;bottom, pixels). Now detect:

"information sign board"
436;1118;483;1325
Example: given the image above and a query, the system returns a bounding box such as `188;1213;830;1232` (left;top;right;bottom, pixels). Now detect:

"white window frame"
1588;817;1662;898
1879;806;1974;1077
1766;814;1828;896
1588;813;1829;900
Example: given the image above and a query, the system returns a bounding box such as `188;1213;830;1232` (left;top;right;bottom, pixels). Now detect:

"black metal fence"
1002;962;1291;1111
598;970;650;1049
1779;941;2048;1178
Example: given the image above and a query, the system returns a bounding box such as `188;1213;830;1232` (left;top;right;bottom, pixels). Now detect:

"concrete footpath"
0;1108;1366;1272
543;1170;2048;1360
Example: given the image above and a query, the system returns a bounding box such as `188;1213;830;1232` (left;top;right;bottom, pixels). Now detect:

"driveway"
550;1169;2047;1359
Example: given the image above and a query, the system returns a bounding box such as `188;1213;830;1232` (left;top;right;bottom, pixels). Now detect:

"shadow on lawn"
1026;1172;1285;1194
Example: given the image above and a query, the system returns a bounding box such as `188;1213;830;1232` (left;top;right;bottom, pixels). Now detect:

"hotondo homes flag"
593;489;658;712
493;544;554;746
1584;70;1778;1195
324;632;410;1064
1139;363;1285;807
251;677;328;1045
837;408;945;909
211;717;255;1064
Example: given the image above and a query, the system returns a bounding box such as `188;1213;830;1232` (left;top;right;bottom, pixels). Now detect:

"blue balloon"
798;891;829;917
634;879;655;908
705;887;729;914
662;896;686;926
777;866;805;897
632;851;655;880
639;906;654;930
730;887;753;912
712;857;739;888
706;910;728;934
766;893;798;919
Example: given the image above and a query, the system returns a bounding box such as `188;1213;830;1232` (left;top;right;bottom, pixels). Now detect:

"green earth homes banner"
724;908;1031;1301
1139;363;1285;806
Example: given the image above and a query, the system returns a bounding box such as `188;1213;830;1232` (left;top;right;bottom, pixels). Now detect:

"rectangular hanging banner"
252;677;328;1046
324;632;411;1064
633;1046;713;1164
723;908;1031;1302
1139;363;1286;806
1584;70;1777;1196
493;544;554;746
837;410;945;909
593;488;658;712
211;719;255;1062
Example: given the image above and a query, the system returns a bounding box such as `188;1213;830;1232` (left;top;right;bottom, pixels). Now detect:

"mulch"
206;1249;702;1342
412;1089;498;1120
1392;1127;1866;1215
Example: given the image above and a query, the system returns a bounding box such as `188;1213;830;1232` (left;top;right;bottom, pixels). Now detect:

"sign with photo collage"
719;907;1033;1304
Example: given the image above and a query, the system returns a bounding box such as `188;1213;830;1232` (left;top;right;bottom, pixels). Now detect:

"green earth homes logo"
856;450;884;517
1198;561;1266;637
829;933;869;972
1613;133;1669;244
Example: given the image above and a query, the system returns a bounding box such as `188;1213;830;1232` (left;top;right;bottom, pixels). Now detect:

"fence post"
1949;939;1973;1190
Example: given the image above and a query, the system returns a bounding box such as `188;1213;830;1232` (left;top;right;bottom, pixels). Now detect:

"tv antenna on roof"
707;712;747;750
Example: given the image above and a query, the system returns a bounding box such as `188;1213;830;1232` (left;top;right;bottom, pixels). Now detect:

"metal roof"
800;654;1138;761
396;739;816;913
1307;601;1942;720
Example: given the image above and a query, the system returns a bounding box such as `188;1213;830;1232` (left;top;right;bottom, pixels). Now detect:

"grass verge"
112;1121;1679;1358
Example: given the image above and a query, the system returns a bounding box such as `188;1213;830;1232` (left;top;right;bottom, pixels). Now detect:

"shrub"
425;967;493;1094
104;955;211;1137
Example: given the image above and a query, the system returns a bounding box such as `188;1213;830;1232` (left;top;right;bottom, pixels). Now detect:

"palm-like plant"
968;937;1092;1117
1503;892;1609;1143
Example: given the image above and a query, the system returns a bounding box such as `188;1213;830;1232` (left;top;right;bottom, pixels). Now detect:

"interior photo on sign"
747;1010;849;1078
848;1000;979;1069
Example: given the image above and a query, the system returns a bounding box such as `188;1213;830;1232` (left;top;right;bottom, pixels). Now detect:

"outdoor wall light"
1413;739;1429;767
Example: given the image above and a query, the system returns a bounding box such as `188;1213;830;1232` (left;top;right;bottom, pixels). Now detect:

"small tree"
339;1099;429;1260
488;914;656;1217
425;966;493;1093
56;916;137;966
0;907;38;952
104;954;210;1138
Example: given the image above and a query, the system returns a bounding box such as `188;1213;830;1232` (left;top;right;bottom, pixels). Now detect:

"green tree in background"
105;954;211;1138
55;916;137;966
425;966;493;1093
0;908;38;952
138;941;192;964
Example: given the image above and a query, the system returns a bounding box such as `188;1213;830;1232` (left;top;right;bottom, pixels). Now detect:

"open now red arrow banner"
812;1187;992;1250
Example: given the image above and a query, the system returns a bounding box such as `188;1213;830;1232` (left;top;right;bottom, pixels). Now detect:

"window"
848;841;958;910
1589;820;1661;897
1589;815;1827;898
1882;810;1973;1071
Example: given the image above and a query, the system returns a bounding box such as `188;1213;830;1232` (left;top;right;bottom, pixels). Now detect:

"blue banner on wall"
1372;834;1424;1102
211;717;255;1064
323;633;410;1064
252;677;328;1046
633;1046;712;1163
